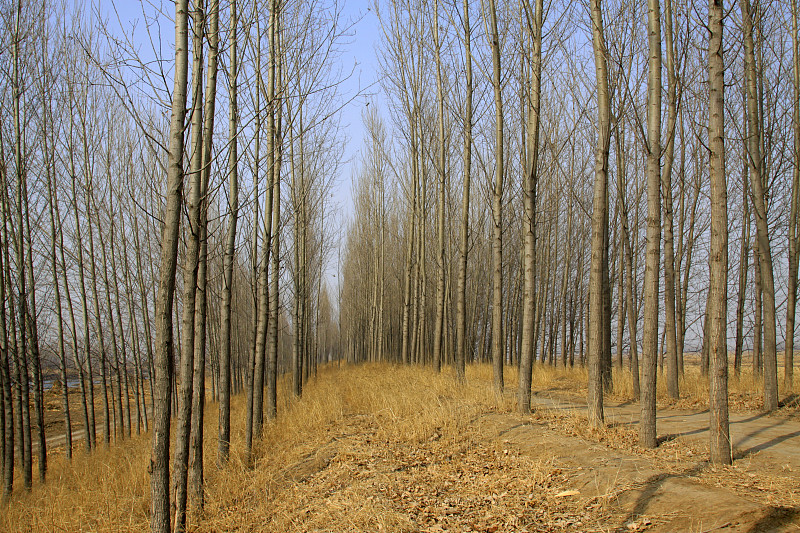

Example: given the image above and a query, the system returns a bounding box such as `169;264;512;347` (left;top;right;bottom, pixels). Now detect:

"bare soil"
481;390;800;532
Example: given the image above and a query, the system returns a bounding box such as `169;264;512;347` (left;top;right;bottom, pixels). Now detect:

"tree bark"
662;0;680;399
734;158;750;373
432;0;446;374
707;0;732;465
518;0;544;415
173;2;206;529
219;0;236;467
487;0;505;393
640;0;662;449
588;0;611;426
150;0;190;529
741;0;777;411
788;0;800;392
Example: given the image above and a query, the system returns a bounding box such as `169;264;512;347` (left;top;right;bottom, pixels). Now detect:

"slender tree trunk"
173;2;206;528
189;0;218;509
640;0;663;449
248;10;269;454
432;0;446;374
0;187;13;499
662;0;680;399
266;0;283;422
615;193;625;371
588;0;611;426
11;4;34;488
97;188;127;440
753;245;762;374
151;0;190;529
734;162;750;373
83;162;111;446
518;0;544;415
707;0;732;465
219;0;236;467
487;0;505;393
788;0;800;392
741;0;777;411
120;221;145;433
402;137;417;366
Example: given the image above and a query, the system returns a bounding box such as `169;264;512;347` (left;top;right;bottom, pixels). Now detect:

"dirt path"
531;391;800;475
469;391;800;532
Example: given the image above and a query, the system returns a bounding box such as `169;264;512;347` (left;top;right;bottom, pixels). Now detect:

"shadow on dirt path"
472;392;800;531
530;392;800;473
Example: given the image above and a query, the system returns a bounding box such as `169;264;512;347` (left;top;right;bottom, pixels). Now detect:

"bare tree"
741;0;777;411
518;0;544;414
219;0;237;467
487;0;505;393
588;0;611;426
454;0;472;382
640;0;662;449
150;0;190;530
173;1;207;528
707;0;731;466
789;0;800;391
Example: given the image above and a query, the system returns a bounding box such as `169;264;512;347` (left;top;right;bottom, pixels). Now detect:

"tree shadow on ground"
619;461;707;528
744;506;800;533
779;394;799;409
735;429;800;459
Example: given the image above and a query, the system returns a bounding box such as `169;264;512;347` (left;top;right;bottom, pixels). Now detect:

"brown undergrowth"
3;364;615;532
3;362;798;532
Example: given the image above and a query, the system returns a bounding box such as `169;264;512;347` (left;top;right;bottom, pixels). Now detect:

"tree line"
0;1;348;531
0;0;798;531
340;0;798;467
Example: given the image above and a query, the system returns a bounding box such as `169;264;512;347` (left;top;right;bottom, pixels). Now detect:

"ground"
5;363;800;532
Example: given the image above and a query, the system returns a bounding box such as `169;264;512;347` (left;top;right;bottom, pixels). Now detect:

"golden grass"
3;361;797;532
525;360;797;415
2;364;615;532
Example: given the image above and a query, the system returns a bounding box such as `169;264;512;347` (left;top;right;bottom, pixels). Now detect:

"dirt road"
474;391;800;531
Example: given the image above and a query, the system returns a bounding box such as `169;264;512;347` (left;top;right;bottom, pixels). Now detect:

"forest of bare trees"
0;0;798;530
341;0;799;464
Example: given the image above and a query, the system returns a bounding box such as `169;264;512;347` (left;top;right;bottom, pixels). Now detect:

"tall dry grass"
0;364;512;532
2;360;793;532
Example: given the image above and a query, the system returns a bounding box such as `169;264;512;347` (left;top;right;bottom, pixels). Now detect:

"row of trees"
0;3;348;532
339;0;799;466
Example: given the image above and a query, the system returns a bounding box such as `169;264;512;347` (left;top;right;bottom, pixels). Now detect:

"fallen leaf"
555;490;580;498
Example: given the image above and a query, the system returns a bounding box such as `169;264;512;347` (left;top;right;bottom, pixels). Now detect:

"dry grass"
2;364;617;532
4;361;798;532
526;360;798;415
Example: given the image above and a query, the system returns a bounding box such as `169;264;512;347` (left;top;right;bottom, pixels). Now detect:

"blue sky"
99;0;383;222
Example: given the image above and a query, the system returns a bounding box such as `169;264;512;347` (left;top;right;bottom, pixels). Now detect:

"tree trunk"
788;0;800;392
173;2;206;528
734;159;750;373
219;0;236;467
150;0;190;529
662;0;680;399
190;0;219;509
640;0;662;449
741;0;777;411
0;189;13;498
432;0;446;374
487;0;505;393
707;0;732;465
518;0;544;415
588;0;611;426
266;0;283;421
